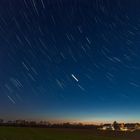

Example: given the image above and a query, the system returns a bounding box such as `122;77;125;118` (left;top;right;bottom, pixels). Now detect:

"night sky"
0;0;140;123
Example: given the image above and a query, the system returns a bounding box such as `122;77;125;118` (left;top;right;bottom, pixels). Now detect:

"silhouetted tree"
113;121;120;130
0;119;3;125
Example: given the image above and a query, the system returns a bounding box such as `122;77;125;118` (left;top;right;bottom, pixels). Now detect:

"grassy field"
0;127;139;140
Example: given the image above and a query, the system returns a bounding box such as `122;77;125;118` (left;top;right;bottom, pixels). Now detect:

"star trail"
0;0;140;123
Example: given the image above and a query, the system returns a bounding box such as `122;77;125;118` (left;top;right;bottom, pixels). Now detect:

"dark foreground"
0;127;140;140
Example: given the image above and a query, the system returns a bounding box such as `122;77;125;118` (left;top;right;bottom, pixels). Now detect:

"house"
119;123;128;131
15;120;26;125
99;122;140;132
125;123;140;131
99;124;115;130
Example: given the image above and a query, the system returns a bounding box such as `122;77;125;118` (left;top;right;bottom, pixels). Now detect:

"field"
0;127;140;140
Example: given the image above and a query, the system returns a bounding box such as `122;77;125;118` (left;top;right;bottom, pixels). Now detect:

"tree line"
0;119;98;129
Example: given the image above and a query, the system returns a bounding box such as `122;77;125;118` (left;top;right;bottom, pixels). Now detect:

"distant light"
71;74;79;82
7;96;16;104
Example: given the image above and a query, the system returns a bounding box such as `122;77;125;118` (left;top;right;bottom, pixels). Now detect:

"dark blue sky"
0;0;140;123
